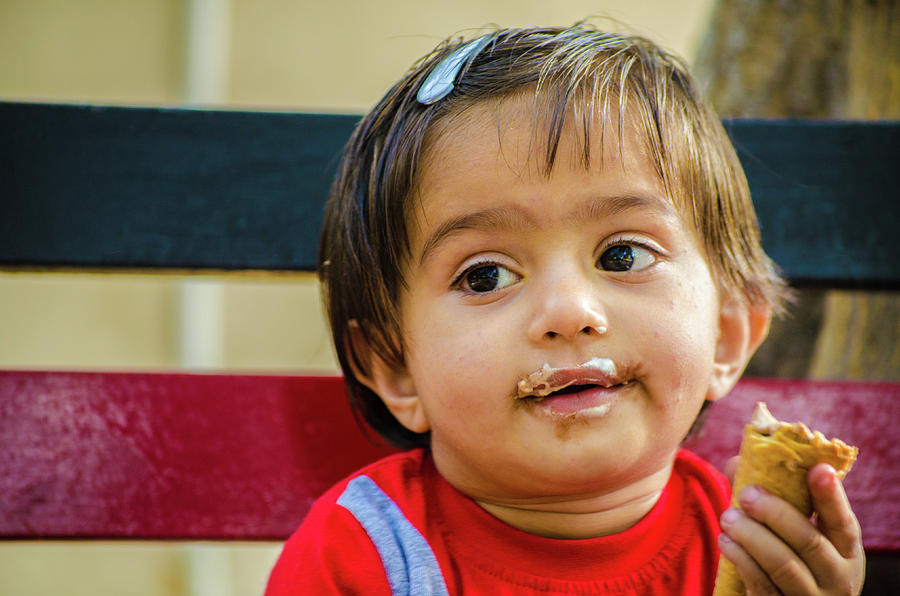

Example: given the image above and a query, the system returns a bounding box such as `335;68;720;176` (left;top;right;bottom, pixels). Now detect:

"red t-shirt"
266;448;729;595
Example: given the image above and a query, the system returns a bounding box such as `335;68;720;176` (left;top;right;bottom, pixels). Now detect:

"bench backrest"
1;103;898;557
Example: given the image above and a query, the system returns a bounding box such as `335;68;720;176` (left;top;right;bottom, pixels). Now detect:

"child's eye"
456;263;520;293
597;244;657;272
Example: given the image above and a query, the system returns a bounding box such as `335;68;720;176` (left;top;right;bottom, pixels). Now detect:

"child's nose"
526;275;608;343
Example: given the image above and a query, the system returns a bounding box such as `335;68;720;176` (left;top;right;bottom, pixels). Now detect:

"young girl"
266;24;864;595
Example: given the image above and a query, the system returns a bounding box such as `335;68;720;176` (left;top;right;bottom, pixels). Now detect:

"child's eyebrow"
419;206;533;265
418;193;671;265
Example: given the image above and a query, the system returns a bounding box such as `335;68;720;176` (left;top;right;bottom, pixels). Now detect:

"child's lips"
515;358;632;418
516;358;621;399
535;384;624;416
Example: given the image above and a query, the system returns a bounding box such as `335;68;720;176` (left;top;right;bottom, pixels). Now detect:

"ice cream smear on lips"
516;358;622;417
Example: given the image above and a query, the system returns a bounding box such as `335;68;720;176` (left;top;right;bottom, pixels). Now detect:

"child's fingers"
809;463;864;560
720;504;819;594
724;455;739;484
733;484;858;591
734;483;864;594
717;530;781;595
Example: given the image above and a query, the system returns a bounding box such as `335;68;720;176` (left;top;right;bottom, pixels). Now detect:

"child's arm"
718;462;865;595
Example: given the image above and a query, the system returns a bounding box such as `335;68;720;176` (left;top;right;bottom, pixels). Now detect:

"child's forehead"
409;98;687;243
418;93;669;199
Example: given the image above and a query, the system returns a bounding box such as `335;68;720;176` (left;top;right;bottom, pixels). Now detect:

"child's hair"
318;24;789;449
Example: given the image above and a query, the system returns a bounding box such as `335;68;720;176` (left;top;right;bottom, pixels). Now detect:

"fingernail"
815;464;837;488
719;532;733;545
816;471;837;488
721;508;741;526
741;485;761;505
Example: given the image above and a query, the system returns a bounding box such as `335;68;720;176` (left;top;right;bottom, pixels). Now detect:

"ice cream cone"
712;403;857;596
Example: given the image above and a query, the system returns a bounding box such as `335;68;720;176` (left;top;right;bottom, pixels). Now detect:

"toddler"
266;24;864;595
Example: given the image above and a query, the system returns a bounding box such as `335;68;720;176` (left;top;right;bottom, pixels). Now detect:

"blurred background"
1;0;896;594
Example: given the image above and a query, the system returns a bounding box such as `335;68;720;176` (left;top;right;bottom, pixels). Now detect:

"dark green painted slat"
0;102;358;271
1;102;898;285
722;119;900;287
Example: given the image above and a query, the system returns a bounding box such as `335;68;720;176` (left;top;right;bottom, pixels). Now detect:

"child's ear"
707;297;772;402
346;320;430;434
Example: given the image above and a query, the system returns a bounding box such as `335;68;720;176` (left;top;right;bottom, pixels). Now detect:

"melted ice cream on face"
581;357;617;375
516;358;618;398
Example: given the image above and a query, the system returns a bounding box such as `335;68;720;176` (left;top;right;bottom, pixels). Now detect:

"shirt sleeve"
264;495;392;596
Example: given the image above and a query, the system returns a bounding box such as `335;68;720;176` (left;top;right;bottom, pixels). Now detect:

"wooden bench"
1;102;898;592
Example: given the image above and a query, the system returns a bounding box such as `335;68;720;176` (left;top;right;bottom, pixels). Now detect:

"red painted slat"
0;371;396;540
1;371;897;549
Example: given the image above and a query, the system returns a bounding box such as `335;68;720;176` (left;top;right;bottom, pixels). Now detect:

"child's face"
371;98;741;503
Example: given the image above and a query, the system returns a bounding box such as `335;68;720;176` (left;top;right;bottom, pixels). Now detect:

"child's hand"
718;462;865;595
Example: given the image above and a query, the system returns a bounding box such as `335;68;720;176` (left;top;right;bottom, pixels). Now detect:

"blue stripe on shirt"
337;475;449;596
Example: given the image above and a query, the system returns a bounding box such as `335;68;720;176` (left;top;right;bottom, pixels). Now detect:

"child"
266;25;864;595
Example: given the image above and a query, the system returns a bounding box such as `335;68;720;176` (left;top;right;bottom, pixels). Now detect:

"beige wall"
0;273;338;372
0;0;186;104
228;0;714;112
0;1;715;594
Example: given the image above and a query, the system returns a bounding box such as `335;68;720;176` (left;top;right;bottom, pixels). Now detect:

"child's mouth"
516;358;620;398
546;383;596;396
530;383;627;416
515;358;628;417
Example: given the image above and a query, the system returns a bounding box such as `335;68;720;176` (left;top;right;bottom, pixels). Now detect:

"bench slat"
0;103;358;272
2;370;897;548
0;371;395;540
2;102;899;286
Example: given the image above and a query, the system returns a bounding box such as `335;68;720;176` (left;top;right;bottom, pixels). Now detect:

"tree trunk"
694;0;900;381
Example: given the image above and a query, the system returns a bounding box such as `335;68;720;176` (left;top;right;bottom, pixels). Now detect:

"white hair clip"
416;35;491;105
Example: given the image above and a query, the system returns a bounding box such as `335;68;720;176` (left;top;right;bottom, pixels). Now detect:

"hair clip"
416;35;491;105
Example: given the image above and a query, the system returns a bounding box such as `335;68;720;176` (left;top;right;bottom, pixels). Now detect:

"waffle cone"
711;403;857;596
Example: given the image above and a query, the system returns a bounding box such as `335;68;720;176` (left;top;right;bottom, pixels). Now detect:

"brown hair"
319;24;789;449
